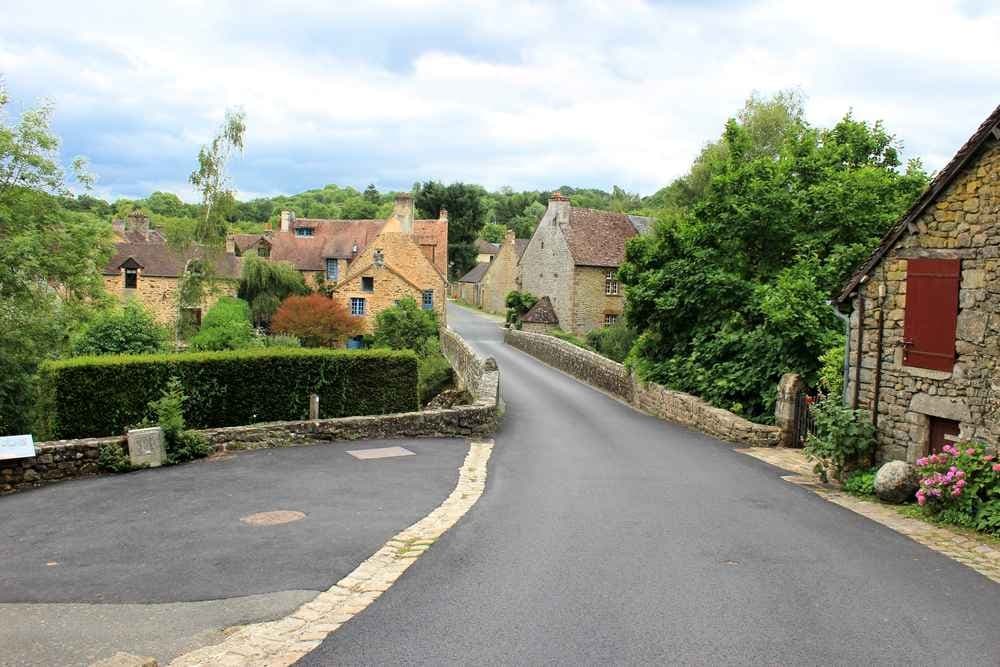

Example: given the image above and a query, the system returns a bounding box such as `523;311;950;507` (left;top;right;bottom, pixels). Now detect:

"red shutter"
902;258;960;372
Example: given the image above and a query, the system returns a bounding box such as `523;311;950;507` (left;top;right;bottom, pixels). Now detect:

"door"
928;417;960;455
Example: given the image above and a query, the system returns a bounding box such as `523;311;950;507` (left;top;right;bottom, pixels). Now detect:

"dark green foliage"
372;297;439;354
151;377;211;463
97;442;134;473
843;467;877;496
585;321;638;363
72;301;167;356
504;290;538;328
189;297;258;351
37;347;420;439
803;398;876;482
413;181;487;279
417;338;454;404
621;94;929;420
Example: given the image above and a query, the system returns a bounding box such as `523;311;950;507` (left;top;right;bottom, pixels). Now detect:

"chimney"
126;209;151;241
547;191;570;222
504;228;515;245
438;208;448;222
280;210;294;233
391;193;414;234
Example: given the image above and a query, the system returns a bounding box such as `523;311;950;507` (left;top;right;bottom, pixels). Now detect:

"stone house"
103;211;240;325
475;238;500;264
454;262;490;306
519;193;651;335
835;103;1000;463
479;230;530;315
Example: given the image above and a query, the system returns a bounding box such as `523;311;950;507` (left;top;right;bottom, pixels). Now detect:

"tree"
372;296;439;353
504;290;538;328
237;254;309;327
189;109;246;245
271;293;361;347
71;301;167;356
363;183;379;202
620;95;928;420
189;297;258;351
413;181;486;279
480;222;507;243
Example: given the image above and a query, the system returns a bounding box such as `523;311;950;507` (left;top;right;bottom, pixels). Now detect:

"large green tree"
620;95;928;421
413;180;486;278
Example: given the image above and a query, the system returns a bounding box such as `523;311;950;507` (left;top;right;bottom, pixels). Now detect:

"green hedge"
37;348;420;439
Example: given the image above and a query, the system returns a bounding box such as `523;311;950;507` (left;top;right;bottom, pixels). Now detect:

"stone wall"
849;138;1000;463
572;266;624;334
520;199;576;331
103;274;237;324
1;329;501;495
480;231;522;315
505;328;780;447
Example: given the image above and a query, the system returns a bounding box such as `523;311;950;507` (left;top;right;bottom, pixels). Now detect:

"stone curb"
165;440;494;666
738;447;1000;585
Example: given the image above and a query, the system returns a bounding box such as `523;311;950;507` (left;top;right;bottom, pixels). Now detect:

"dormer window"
124;268;138;289
295;227;314;237
325;258;339;281
257;245;270;258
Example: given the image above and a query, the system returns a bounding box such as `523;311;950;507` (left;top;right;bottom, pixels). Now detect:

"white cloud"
1;0;997;200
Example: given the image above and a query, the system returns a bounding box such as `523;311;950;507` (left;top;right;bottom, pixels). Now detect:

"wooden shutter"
902;258;960;372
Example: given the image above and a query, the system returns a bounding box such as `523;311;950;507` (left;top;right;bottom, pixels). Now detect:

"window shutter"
902;258;960;372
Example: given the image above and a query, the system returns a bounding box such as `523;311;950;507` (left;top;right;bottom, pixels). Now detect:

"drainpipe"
829;302;851;406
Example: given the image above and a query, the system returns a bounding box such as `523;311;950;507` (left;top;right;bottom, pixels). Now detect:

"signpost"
0;435;36;461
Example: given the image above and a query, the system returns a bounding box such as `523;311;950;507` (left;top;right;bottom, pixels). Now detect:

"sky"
1;0;998;202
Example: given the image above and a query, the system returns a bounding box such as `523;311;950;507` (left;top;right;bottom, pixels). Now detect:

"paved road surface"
304;303;1000;665
0;438;467;666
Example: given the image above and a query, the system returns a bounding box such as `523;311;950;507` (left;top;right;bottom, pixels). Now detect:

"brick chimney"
126;209;151;241
547;191;570;222
391;193;414;234
438;208;448;222
280;210;294;233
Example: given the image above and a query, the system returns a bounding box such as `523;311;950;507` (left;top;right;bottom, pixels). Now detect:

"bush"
818;340;846;399
915;442;1000;534
505;290;538;328
549;328;591;350
843;467;877;496
372;297;439;353
37;347;420;439
151;377;211;463
803;398;876;482
263;334;301;348
72;301;167;356
271;294;361;347
97;442;134;473
585;321;638;362
189;297;259;351
417;338;454;404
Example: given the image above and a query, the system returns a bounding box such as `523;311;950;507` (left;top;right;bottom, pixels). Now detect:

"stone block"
127;427;166;467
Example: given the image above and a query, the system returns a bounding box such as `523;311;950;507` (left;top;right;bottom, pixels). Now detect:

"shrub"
585;321;638;362
263;334;301;348
818;340;846;399
372;297;439;353
72;301;167;356
843;467;877;496
97;442;134;473
417;338;454;404
803;398;876;482
151;377;212;464
189;297;259;351
505;290;538;328
549;328;591;350
915;442;1000;534
37;347;420;439
271;293;362;347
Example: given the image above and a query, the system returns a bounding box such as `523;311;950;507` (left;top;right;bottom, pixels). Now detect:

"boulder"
874;461;919;504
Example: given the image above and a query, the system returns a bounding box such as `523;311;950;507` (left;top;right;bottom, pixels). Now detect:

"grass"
895;504;1000;546
548;328;593;351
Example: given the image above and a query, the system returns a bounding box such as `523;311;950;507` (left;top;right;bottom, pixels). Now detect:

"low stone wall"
2;330;502;496
505;328;780;447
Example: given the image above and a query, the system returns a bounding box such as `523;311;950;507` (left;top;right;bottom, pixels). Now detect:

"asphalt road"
0;438;467;665
303;303;1000;665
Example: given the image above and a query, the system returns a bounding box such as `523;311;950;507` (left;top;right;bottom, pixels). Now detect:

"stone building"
103;211;240;325
479;230;530;315
474;238;500;264
519;193;651;334
521;296;559;333
836;104;1000;463
454;262;490;306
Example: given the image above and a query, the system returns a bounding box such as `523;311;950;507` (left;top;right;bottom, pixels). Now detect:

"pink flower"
967;448;977;456
916;457;928;466
992;463;1000;473
984;455;995;462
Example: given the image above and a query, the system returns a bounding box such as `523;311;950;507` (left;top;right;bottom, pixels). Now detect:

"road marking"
346;446;415;460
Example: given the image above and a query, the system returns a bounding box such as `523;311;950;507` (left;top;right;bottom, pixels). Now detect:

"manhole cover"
347;446;416;460
241;510;306;526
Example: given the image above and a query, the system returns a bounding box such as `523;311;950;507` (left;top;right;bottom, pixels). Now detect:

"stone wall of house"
456;281;480;307
480;231;522;315
849;139;1000;463
520;201;575;330
103;273;238;324
572;266;624;334
505;328;780;447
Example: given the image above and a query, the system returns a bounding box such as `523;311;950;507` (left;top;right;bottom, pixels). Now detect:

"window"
422;289;434;311
605;270;619;295
604;313;619;326
362;276;374;292
902;258;960;372
350;298;366;316
325;258;339;281
257;245;270;258
294;227;314;237
124;268;138;289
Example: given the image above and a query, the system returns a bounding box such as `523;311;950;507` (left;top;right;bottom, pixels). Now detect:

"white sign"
0;434;36;461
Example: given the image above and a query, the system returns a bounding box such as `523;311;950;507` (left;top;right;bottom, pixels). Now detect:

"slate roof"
565;207;647;268
458;262;490;284
515;238;530;259
836;103;1000;304
475;238;500;255
521;296;559;324
104;241;242;279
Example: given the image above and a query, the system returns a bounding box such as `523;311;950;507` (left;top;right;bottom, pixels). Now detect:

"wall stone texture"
519;200;576;330
103;273;237;324
505;328;780;447
848;138;1000;463
572;266;623;333
480;230;522;315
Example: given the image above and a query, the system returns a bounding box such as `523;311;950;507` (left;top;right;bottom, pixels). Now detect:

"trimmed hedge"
37;348;420;439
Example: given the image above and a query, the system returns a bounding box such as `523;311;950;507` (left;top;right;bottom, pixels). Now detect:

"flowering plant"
915;442;1000;533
